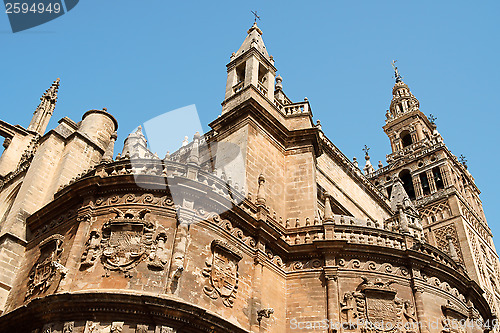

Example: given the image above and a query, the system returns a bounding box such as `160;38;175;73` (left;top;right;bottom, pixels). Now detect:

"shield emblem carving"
26;234;64;298
344;277;404;332
365;291;400;331
211;251;238;297
101;219;154;274
203;240;242;307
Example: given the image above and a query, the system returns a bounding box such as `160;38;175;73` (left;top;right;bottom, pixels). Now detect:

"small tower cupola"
223;22;277;109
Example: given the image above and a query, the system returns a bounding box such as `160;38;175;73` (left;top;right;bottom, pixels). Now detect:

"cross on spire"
363;145;370;156
251;10;260;23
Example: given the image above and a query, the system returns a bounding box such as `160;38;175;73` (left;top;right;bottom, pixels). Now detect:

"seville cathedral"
0;22;499;333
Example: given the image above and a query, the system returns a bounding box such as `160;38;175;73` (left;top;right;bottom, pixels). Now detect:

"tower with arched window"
368;71;500;318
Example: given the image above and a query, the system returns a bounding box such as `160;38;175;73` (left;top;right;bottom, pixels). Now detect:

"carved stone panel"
26;234;65;298
80;208;157;277
202;240;242;307
341;277;407;332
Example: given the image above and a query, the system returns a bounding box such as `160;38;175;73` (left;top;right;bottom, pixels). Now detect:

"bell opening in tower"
419;172;431;196
432;167;444;190
400;130;413;148
399;169;416;200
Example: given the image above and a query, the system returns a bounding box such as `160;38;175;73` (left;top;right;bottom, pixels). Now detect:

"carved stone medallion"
26;234;64;298
202;240;242;307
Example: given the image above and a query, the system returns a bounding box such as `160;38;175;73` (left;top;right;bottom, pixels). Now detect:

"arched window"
432;167;444;190
400;130;413;148
419;172;430;196
399;169;415;200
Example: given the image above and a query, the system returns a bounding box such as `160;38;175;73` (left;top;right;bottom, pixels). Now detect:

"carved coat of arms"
26;234;64;298
203;240;242;307
341;277;404;332
100;218;154;275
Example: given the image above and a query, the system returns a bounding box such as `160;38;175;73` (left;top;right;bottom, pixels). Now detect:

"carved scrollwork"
206;213;257;248
202;240;242;307
337;258;410;277
93;193;176;209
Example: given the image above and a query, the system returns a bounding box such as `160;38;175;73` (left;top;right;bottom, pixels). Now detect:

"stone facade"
0;23;497;333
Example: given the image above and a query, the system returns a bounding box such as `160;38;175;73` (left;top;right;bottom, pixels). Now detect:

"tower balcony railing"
257;81;268;95
282;101;310;116
233;81;244;93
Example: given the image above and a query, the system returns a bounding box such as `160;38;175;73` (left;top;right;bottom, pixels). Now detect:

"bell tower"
223;22;276;112
368;63;500;317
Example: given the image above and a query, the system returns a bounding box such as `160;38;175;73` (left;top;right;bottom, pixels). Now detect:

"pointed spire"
122;126;149;158
27;78;60;135
234;21;271;62
387;64;420;122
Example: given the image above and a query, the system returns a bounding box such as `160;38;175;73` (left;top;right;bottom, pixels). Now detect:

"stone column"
413;286;430;333
415;122;424;141
439;165;450;187
412;175;423;198
426;170;437;193
324;268;340;332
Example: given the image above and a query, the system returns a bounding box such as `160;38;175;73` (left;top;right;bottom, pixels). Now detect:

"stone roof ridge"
318;131;392;211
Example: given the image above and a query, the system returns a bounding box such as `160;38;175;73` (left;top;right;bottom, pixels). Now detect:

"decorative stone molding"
202;240;242;307
337;258;410;277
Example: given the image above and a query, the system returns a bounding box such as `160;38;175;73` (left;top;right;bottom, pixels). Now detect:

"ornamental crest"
100;208;154;276
202;240;242;307
341;277;404;332
26;234;64;298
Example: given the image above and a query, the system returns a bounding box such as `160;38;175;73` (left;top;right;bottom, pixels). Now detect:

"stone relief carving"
93;193;176;209
340;277;406;332
26;234;65;298
63;322;75;333
202;239;242;307
203;213;257;249
80;208;158;277
136;324;149;333
441;300;469;333
81;229;101;268
148;231;169;270
337;258;410;277
101;209;154;277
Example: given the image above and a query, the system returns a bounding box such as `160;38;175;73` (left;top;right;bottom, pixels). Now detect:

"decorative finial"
391;60;403;83
103;107;107;111
275;74;283;90
363;145;370;158
428;114;437;124
459;155;468;169
251;10;261;23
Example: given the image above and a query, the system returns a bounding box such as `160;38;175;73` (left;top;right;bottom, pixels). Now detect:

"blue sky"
1;1;499;241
